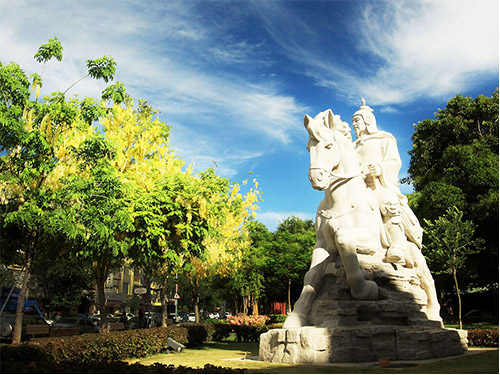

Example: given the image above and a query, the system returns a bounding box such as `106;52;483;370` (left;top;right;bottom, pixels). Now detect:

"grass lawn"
131;341;499;374
444;322;498;330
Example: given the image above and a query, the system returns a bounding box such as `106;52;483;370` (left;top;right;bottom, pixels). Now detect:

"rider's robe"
355;131;423;248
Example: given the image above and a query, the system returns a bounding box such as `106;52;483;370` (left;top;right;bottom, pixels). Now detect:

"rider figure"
352;99;420;264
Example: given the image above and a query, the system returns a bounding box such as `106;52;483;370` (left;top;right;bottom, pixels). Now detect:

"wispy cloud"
0;0;308;178
252;0;498;106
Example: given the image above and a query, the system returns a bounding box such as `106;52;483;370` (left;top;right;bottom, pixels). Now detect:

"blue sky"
1;0;498;231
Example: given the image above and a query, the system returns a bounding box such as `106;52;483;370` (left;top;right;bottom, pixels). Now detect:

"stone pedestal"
259;254;468;363
259;326;467;363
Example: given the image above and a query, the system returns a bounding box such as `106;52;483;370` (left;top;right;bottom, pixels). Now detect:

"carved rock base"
259;326;468;363
259;254;468;363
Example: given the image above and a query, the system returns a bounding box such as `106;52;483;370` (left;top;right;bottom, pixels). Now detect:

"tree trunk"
12;252;33;344
452;267;463;330
287;277;292;314
160;286;168;327
95;264;109;333
242;296;249;315
252;294;259;316
193;276;200;323
234;297;239;315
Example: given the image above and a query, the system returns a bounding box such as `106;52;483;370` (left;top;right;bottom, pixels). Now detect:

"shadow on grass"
239;350;499;374
138;340;498;374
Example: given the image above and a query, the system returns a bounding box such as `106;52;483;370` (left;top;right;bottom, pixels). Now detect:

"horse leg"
407;242;443;325
283;241;330;328
335;227;378;300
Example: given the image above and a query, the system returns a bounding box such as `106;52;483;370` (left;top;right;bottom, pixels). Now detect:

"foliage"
423;207;483;275
205;320;234;341
269;216;315;312
407;90;498;293
1;360;246;374
35;256;94;314
228;220;272;315
423;206;484;329
0;38;127;342
0;328;246;373
1;327;188;364
227;314;269;328
177;323;209;346
267;314;288;324
226;315;270;342
467;329;499;347
34;37;63;64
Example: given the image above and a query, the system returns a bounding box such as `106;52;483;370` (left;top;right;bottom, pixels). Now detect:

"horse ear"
327;109;335;129
304;114;312;128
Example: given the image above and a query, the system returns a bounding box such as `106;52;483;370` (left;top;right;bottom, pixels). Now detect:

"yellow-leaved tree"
183;175;260;322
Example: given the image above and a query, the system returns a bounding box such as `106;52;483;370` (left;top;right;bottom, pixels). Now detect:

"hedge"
0;326;248;373
1;326;188;365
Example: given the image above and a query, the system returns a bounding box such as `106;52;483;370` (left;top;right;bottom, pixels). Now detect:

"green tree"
423;207;484;329
0;38;127;341
407;91;498;292
232;220;272;315
271;216;315;313
181;173;259;322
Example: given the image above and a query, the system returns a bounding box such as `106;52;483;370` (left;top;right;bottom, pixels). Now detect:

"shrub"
467;329;499;347
1;326;188;365
205;319;233;341
178;324;208;347
226;315;270;342
267;314;287;324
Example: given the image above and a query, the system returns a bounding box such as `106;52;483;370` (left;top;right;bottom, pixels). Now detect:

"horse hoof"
283;312;308;328
351;280;379;301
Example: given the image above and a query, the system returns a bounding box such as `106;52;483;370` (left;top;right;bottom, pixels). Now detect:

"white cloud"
0;0;308;182
354;0;499;104
252;0;498;106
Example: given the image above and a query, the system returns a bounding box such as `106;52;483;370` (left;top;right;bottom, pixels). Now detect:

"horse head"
304;109;342;191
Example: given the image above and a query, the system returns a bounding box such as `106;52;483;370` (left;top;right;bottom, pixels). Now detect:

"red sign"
173;292;181;299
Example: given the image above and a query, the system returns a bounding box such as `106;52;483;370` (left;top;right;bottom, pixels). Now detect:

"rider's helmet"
353;98;378;134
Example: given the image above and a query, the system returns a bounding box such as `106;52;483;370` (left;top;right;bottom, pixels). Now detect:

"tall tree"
231;220;272;315
423;207;483;329
0;39;118;343
407;91;498;293
182;173;260;322
271;216;315;313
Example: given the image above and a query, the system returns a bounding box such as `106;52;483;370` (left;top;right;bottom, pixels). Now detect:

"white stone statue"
260;103;467;364
283;102;441;328
352;100;441;321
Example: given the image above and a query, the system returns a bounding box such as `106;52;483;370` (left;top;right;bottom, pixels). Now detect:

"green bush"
267;314;287;324
232;325;267;342
178;324;208;346
467;329;499;347
1;327;188;365
208;321;233;342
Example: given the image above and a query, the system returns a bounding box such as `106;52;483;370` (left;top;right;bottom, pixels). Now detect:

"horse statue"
283;109;441;328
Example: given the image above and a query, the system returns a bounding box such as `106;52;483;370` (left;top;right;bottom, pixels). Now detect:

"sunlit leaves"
102;81;127;105
34;37;63;63
79;97;106;125
423;206;483;275
86;56;116;83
